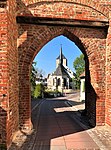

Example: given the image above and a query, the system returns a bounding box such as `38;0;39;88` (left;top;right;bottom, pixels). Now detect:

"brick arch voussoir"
68;28;105;55
20;25;106;76
21;25;106;77
26;27;66;66
23;26;94;71
63;29;87;55
25;27;89;69
18;39;35;74
82;38;106;82
62;27;106;62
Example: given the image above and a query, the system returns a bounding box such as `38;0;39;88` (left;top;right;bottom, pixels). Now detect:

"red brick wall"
17;0;109;18
1;0;111;149
0;3;8;148
0;0;19;148
6;0;19;147
16;0;111;127
106;12;111;127
16;0;111;130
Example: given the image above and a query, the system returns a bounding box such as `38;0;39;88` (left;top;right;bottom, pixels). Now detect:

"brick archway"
1;0;111;149
18;25;106;129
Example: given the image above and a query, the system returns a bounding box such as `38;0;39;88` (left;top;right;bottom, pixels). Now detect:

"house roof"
80;71;85;78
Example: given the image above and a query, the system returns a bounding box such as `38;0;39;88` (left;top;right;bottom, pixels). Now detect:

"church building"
47;47;76;92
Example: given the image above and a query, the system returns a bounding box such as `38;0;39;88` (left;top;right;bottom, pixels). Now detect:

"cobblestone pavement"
9;92;111;150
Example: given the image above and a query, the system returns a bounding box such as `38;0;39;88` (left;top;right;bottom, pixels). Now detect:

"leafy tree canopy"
30;62;37;96
30;62;45;97
73;54;85;79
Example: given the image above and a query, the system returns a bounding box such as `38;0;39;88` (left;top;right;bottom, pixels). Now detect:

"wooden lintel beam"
16;16;109;28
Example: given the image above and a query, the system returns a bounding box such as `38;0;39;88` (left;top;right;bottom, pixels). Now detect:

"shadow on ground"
9;95;92;150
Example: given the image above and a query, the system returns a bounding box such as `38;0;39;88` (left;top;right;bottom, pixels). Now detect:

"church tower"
56;46;67;68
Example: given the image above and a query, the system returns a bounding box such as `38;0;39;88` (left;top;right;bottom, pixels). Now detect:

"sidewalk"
66;92;111;150
9;93;111;150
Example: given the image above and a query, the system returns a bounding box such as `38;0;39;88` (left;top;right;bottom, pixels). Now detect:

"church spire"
60;45;63;65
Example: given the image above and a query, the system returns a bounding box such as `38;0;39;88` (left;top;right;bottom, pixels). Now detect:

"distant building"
80;72;85;101
36;74;47;86
47;46;76;92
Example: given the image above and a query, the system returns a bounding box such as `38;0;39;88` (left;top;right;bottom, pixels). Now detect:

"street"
31;94;99;150
9;93;111;150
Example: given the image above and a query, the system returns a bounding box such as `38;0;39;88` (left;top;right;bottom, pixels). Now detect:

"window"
58;78;61;86
53;79;55;85
64;78;67;87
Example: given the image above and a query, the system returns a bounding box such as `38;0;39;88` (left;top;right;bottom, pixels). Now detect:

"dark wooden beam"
17;16;109;29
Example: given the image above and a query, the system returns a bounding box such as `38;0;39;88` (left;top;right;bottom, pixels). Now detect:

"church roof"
51;45;75;78
56;54;66;60
56;46;67;60
53;64;70;77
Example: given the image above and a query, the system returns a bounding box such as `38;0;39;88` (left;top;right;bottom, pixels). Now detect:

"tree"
30;61;45;97
34;83;45;98
36;68;45;78
30;62;37;97
73;54;85;89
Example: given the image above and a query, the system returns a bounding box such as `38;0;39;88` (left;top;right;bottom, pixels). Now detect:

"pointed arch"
18;23;106;129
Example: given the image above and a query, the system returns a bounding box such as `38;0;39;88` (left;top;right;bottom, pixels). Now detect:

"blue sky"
34;35;82;77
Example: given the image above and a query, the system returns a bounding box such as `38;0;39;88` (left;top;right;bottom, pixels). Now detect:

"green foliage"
75;80;80;89
71;77;77;89
34;84;45;98
73;54;85;89
0;144;7;150
44;89;62;98
73;54;85;77
30;62;37;97
30;61;45;97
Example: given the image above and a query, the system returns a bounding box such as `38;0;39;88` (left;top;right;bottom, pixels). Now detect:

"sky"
34;35;82;77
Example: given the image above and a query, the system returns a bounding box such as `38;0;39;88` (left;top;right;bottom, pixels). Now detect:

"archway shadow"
85;56;99;127
9;95;94;150
29;97;94;149
0;107;7;149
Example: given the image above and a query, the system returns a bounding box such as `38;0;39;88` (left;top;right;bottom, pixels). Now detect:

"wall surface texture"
0;0;111;149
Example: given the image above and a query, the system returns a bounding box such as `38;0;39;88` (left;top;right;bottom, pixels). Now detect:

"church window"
58;78;61;86
53;79;55;85
64;78;67;87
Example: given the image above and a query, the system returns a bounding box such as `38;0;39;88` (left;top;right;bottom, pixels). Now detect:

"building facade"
80;72;85;101
47;47;76;92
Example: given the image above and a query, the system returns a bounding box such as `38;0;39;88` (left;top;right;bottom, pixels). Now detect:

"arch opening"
18;25;106;131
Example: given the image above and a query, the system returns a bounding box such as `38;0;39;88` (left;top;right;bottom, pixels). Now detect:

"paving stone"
9;93;111;150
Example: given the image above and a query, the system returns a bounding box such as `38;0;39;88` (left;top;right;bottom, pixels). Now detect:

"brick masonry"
0;0;111;149
0;0;19;149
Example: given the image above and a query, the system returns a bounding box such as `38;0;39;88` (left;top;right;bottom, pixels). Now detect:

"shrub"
44;89;62;98
34;84;44;98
